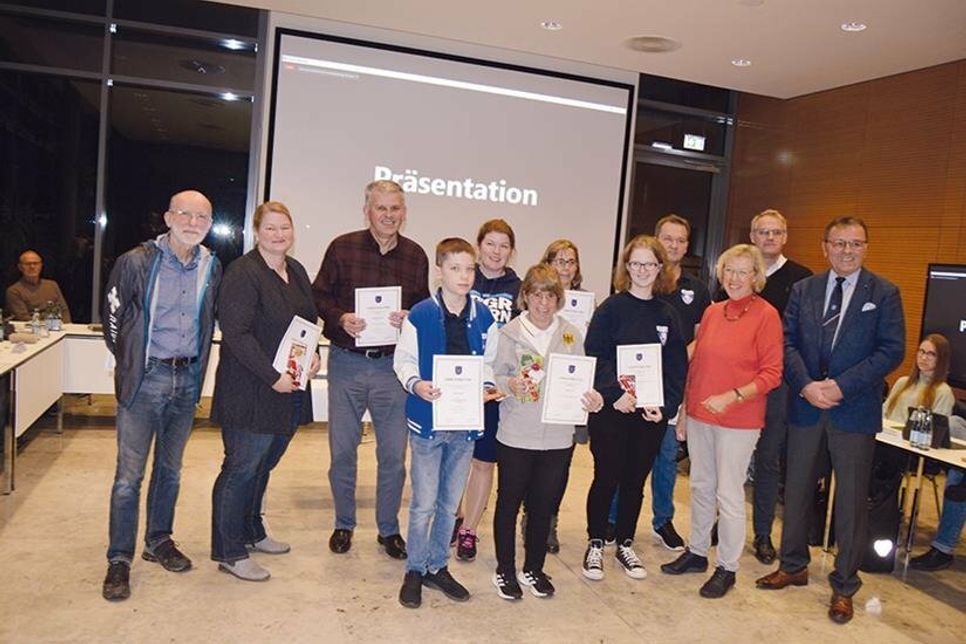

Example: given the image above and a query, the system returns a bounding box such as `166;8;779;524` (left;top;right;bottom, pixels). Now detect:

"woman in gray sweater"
490;264;603;600
211;201;319;582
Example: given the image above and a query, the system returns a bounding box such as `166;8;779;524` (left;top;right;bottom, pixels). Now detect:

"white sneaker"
248;535;291;554
582;539;605;581
615;539;647;579
218;558;271;582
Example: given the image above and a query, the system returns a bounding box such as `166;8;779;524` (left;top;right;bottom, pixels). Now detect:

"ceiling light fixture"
731;58;752;67
841;21;867;32
540;20;562;31
220;38;248;50
219;92;240;102
625;35;681;53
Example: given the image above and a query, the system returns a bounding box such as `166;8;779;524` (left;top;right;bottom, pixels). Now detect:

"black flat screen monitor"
921;264;966;389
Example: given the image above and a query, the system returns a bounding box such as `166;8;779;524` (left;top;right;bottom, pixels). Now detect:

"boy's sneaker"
582;539;605;580
456;528;477;561
653;521;685;551
492;571;523;600
423;566;470;602
517;569;555;598
449;516;464;547
399;571;423;609
615;539;647;579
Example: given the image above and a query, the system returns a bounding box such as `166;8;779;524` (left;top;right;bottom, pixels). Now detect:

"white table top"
0;331;67;376
877;423;966;469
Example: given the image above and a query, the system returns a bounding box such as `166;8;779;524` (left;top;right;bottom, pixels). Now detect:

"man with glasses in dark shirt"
312;180;429;560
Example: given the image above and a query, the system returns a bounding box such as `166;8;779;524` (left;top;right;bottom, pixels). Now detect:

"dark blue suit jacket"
784;268;905;434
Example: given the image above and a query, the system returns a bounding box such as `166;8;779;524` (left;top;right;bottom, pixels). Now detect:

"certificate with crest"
616;343;664;407
560;290;595;334
541;353;597;425
354;286;401;347
432;355;484;431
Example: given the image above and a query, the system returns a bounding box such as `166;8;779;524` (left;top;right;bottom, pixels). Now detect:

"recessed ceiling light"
540;20;562;31
219;92;240;102
220;38;248;50
625;35;681;53
841;21;867;32
731;59;752;67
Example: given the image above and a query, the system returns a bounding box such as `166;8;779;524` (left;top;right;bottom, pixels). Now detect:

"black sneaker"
660;549;709;575
753;535;777;565
653;521;686;551
399;570;423;608
449;516;464;547
492;571;523;600
142;539;191;572
517;569;555;598
102;561;131;601
604;522;617;547
615;539;647;579
699;566;736;599
423;566;470;602
582;539;605;580
909;547;954;571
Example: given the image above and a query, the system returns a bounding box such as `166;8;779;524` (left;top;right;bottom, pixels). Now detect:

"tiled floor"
1;396;964;643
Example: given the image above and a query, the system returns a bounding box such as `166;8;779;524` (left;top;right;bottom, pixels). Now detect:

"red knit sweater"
685;294;784;429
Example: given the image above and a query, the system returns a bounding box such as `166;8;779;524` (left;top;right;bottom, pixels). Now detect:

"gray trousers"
327;347;408;536
686;418;760;572
779;413;875;597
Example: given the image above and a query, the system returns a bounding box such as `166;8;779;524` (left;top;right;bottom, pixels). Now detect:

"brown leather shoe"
755;567;808;590
828;592;853;624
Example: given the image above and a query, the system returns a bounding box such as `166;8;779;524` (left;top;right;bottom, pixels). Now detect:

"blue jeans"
406;432;475;574
649;422;679;530
933;468;966;554
211;429;293;562
327;348;408;536
107;360;199;564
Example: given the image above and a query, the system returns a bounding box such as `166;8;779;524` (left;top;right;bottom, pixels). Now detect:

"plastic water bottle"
921;409;933;451
909;407;924;448
30;308;42;335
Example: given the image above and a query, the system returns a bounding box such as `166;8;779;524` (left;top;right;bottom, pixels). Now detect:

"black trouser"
585;405;666;543
752;381;789;538
493;442;572;575
779;413;875;597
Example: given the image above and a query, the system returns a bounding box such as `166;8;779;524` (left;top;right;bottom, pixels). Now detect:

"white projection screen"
266;29;635;299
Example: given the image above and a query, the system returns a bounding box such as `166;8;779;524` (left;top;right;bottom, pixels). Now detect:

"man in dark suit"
755;216;904;624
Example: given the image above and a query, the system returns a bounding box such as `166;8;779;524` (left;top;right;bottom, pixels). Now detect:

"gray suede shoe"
218;558;271;582
248;536;291;555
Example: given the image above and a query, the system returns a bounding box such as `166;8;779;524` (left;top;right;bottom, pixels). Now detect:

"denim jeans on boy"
406;431;475;574
934;468;966;554
107;360;199;564
211;429;293;562
649;422;680;530
327;348;408;536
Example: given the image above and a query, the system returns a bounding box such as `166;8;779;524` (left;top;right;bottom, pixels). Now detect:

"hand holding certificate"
541;354;598;425
272;316;323;390
354;286;402;347
616;343;664;408
432;355;485;431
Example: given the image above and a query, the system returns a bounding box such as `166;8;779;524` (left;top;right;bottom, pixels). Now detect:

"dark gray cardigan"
211;249;316;434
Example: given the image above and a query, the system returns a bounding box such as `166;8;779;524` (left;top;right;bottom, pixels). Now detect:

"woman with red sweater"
661;244;783;598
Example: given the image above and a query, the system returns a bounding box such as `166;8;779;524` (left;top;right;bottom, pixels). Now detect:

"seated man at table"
910;415;966;571
5;250;72;322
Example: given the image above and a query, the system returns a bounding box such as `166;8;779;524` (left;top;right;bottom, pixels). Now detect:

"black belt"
345;346;394;359
154;356;198;367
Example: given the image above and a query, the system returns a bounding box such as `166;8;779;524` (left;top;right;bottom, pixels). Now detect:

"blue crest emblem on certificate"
455;366;463;375
571;298;577;307
568;364;576;374
375;295;382;303
635;353;643;362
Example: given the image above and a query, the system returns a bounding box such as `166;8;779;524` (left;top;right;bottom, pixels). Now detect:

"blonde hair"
517;264;564;311
613;235;674;295
364;180;405;206
253;201;292;229
716;244;767;293
751;209;787;231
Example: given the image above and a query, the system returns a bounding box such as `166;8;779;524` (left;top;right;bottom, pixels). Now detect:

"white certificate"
354;286;401;347
271;316;322;390
541;353;597;426
432;355;485;431
616;343;664;408
560;290;595;334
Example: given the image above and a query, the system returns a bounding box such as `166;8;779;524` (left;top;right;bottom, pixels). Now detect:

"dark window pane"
114;0;259;37
628;161;712;274
112;26;255;90
104;85;249;286
3;0;105;15
639;73;731;113
0;70;99;322
636;107;728;156
0;11;104;71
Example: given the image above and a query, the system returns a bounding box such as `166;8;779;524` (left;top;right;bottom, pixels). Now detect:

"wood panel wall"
726;60;966;386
